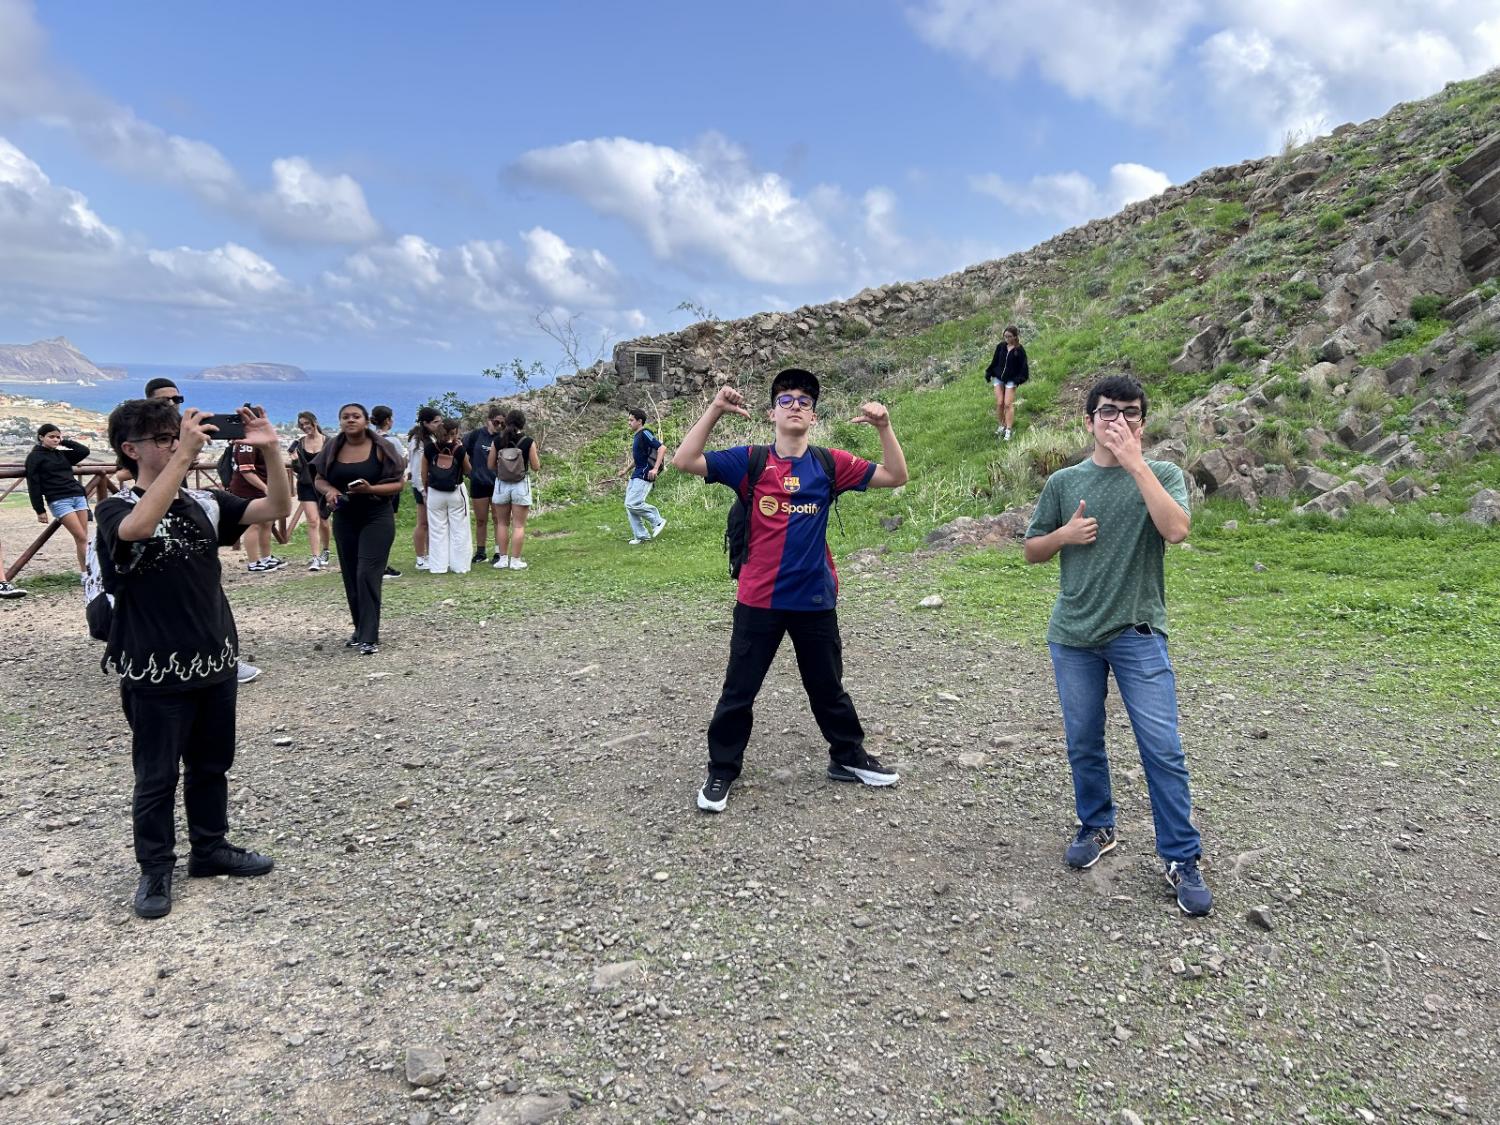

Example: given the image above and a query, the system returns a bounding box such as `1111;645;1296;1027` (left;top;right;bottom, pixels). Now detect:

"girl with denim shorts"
487;410;541;570
25;423;92;572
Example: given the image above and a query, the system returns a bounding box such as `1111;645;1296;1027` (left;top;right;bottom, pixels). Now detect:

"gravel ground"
1;553;1498;1125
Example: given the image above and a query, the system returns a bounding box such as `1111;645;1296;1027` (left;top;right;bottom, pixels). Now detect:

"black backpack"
724;444;840;578
216;445;235;488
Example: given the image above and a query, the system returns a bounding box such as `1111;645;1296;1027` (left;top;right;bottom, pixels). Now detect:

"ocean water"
0;363;512;425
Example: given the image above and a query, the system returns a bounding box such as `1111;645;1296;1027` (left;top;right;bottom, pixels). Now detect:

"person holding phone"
312;403;407;655
137;378;263;684
95;398;290;919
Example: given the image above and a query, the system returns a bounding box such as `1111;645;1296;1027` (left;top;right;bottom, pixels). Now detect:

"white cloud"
0;0;382;243
521;226;617;307
514;133;844;285
254;157;381;244
1201;2;1500;146
908;0;1202;118
972;162;1171;225
0;135;292;313
910;0;1500;145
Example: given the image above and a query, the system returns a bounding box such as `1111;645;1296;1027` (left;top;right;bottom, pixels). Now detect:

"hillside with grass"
404;72;1500;708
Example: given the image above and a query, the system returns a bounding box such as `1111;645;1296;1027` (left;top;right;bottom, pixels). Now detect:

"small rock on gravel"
1247;905;1276;931
957;751;988;770
918;594;944;608
589;961;646;994
405;1045;445;1087
472;1092;573;1124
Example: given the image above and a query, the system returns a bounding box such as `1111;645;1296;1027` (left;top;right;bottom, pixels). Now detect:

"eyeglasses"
775;394;815;409
1091;404;1144;422
129;432;180;448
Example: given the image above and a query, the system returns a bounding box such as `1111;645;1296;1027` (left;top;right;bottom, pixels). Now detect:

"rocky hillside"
495;71;1500;524
0;337;119;384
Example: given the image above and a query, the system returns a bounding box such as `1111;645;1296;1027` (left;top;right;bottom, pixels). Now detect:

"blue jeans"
624;477;661;539
1049;627;1201;863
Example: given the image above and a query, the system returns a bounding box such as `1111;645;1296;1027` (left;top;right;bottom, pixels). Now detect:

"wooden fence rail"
0;461;220;581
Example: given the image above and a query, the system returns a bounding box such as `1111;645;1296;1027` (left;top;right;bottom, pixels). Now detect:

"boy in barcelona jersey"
1023;374;1213;917
673;368;909;813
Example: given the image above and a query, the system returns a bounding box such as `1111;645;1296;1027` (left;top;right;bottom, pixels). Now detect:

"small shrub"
1231;337;1271;360
1278;279;1323;307
1208;201;1250;231
1317;210;1345;233
1387;318;1418;340
836;318;872;340
1409;294;1446;320
1470;328;1500;356
1349;385;1389;414
1161;254;1190;273
1477;279;1500;302
1084;275;1109;298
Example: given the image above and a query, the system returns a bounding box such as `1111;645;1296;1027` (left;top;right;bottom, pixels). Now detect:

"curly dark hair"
108;398;181;475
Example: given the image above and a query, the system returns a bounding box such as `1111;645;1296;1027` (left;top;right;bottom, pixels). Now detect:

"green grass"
1362;318;1448;366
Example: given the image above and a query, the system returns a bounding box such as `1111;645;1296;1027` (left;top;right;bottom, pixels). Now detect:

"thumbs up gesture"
1060;499;1098;545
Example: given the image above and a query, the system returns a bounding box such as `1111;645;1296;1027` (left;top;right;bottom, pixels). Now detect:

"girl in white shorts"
488;410;541;570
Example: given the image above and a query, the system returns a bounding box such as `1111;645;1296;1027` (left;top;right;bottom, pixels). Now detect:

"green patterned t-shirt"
1025;458;1191;648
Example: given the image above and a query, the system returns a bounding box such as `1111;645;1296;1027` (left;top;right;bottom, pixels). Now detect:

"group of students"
17;363;1214;923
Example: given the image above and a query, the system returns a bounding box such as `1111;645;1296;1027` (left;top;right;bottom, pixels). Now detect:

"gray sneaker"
236;660;262;685
1065;825;1117;869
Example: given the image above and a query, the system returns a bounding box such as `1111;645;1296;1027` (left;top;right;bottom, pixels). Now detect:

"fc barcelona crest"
782;475;801;493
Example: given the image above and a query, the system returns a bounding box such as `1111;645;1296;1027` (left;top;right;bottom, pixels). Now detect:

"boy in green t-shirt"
1024;375;1212;916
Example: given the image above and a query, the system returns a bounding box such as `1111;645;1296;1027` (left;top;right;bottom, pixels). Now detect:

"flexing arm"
672;386;751;478
849;402;908;488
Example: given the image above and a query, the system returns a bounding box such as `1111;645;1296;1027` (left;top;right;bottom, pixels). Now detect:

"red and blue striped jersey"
704;444;876;610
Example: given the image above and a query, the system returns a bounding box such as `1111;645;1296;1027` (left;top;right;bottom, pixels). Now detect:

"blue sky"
2;0;1498;375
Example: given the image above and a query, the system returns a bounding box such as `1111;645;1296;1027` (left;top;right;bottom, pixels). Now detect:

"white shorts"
492;478;532;507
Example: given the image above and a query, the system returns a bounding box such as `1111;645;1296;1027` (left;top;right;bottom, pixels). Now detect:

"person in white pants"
421;420;473;574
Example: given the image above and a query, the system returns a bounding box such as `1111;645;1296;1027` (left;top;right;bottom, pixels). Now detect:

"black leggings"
332;504;395;643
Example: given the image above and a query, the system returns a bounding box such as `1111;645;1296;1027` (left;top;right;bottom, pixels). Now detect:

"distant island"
0;337;122;385
197;362;307;382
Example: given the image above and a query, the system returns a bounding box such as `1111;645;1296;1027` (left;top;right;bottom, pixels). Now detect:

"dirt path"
1;558;1497;1124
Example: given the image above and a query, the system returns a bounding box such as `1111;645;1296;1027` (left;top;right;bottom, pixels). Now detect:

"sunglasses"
161;394;185;405
774;394;815;409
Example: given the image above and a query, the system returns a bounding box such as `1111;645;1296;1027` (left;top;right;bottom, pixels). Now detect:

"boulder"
1170;324;1226;374
1389;475;1427;502
1298;362;1338;394
1187;449;1236;494
1293;467;1342;496
1467;488;1500;526
1295;481;1365;518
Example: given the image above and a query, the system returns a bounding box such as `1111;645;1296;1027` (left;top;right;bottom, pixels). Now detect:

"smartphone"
205;413;246;440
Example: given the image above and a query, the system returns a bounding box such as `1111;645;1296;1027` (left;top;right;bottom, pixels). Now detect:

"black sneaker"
471;549;487;564
345;633;361;648
1165;860;1214;917
490;551;502;563
359;642;380;656
188;843;274;878
696;774;734;813
133;869;173;918
827;755;899;787
1065;825;1118;870
383;566;401;580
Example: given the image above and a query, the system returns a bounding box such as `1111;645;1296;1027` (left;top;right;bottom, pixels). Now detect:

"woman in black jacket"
311;404;407;655
25;423;91;571
984;325;1029;442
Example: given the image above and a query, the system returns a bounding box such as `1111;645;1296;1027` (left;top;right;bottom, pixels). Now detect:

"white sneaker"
508;558;528;570
415;556;430;571
307;556;320;571
493;555;510;569
628;537;644;546
651;518;667;539
1003;428;1012;441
